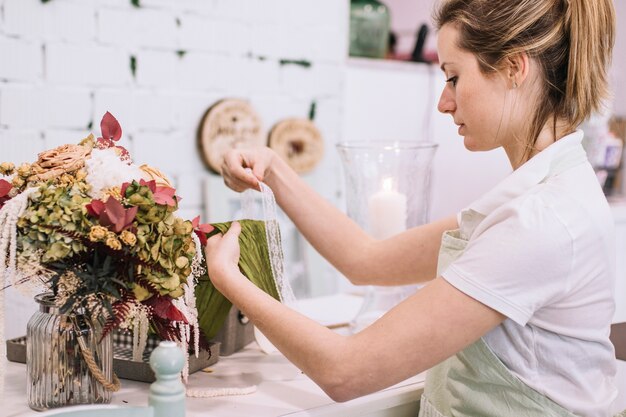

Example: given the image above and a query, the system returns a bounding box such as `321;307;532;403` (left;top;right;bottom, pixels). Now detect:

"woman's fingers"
222;150;261;192
225;221;241;239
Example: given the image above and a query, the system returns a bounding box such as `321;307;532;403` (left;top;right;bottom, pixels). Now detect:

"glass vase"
336;141;438;333
26;293;114;410
349;0;391;59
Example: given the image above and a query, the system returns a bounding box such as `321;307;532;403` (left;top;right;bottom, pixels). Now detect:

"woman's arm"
222;149;457;285
205;223;505;402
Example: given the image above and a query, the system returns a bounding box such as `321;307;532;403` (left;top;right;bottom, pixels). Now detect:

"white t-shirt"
441;130;618;417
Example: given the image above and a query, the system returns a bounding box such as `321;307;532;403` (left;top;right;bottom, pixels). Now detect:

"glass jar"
336;141;438;333
349;0;391;59
26;293;114;410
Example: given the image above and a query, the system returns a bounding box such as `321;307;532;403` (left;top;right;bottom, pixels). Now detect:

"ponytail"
434;0;616;161
565;0;615;127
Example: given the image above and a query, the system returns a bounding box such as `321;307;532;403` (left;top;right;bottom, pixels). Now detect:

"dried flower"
11;176;25;188
120;230;137;246
140;164;173;188
132;284;151;302
55;271;81;309
29;144;91;182
102;186;122;200
16;163;32;178
88;225;108;242
105;236;122;250
75;169;88;182
0;162;15;175
59;173;75;186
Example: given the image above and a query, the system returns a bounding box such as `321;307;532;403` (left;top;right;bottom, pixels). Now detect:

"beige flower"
0;162;15;176
89;226;108;242
105;236;122;251
140;164;173;188
120;230;137;246
74;169;88;181
16;163;32;178
102;186;122;200
11;176;25;188
29;144;92;182
59;173;75;186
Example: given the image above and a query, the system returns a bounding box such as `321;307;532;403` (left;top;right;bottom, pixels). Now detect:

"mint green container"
349;0;391;59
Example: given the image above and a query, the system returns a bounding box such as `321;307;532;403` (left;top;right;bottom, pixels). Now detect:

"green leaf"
130;55;137;78
196;220;281;340
308;100;317;121
131;0;141;7
279;59;312;68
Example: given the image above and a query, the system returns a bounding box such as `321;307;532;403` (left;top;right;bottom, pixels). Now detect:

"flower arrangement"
0;112;215;361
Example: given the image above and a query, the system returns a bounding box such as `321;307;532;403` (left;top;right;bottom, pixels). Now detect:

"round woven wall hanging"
197;99;265;174
268;118;324;174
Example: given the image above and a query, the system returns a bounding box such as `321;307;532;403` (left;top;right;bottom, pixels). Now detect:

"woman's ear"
504;53;530;89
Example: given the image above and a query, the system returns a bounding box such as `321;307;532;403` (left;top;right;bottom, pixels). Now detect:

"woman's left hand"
204;221;244;293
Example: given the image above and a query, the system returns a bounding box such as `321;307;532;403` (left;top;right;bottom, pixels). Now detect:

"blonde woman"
206;0;623;415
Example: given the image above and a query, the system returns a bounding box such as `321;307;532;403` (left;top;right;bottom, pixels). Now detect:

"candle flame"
383;177;393;191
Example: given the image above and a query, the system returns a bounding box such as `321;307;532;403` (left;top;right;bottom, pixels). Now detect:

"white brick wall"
0;0;349;313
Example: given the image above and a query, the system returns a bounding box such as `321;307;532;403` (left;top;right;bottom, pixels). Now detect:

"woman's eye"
446;76;458;87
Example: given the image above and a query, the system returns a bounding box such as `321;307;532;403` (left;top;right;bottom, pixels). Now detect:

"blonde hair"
434;0;615;158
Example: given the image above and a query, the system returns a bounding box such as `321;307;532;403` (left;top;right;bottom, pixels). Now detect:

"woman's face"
436;24;519;155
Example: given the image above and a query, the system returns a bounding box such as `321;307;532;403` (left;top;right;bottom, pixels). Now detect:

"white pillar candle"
368;178;407;240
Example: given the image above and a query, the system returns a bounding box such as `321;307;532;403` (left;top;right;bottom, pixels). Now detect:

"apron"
418;142;626;417
419;228;580;417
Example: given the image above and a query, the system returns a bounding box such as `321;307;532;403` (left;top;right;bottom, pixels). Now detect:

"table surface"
3;294;426;417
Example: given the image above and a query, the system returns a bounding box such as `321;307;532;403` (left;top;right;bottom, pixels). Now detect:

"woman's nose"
437;87;456;114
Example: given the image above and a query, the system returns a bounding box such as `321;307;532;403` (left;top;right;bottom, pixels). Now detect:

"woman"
205;0;621;415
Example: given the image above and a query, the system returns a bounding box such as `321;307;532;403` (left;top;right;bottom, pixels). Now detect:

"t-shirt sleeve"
441;195;573;326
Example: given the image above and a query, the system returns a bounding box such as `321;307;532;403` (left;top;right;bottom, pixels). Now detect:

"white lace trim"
241;175;296;306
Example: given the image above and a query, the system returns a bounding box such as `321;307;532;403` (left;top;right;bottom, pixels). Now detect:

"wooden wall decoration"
268;118;324;174
197;99;265;174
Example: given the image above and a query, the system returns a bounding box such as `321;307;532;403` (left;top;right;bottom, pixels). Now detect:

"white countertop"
3;294;426;417
4;344;425;417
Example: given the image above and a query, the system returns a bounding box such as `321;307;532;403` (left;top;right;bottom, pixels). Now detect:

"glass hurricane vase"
26;293;114;410
337;141;438;333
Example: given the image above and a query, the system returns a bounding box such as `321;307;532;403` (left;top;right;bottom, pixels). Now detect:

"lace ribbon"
183;175;296;398
240;173;296;305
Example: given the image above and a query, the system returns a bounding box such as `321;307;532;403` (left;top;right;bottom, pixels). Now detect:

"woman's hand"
221;147;277;192
204;222;245;294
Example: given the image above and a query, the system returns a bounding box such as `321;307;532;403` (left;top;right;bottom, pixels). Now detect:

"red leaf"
86;199;105;217
145;296;188;323
194;229;207;246
0;179;12;198
101;197;137;233
153;186;177;207
191;216;214;246
120;182;130;197
114;145;131;162
191;216;200;228
100;112;122;142
96;137;114;149
139;179;157;193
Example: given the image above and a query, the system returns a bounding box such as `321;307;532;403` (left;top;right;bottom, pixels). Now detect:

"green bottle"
349;0;391;59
